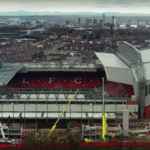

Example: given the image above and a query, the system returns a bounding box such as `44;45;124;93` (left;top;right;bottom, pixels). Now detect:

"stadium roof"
95;52;133;85
0;64;22;86
0;61;97;86
2;62;97;72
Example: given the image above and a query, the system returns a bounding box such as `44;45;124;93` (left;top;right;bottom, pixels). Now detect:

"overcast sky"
0;0;150;14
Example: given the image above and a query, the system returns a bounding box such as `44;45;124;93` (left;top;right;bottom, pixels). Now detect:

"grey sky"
0;0;150;14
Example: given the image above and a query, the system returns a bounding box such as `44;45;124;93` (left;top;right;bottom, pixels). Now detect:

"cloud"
0;0;150;14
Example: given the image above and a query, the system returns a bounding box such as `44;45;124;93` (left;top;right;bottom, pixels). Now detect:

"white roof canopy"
95;52;133;85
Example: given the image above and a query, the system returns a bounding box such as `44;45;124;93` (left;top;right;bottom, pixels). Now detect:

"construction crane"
48;90;79;136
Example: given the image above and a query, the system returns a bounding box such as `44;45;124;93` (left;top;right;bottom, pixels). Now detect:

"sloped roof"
0;64;22;86
95;52;133;85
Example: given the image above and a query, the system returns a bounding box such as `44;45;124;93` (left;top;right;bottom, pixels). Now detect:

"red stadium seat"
106;81;134;97
7;73;133;97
